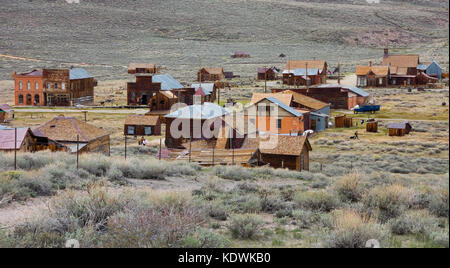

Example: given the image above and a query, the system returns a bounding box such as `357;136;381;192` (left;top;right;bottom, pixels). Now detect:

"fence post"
189;139;192;163
76;135;79;170
14;128;17;170
159;138;162;160
212;146;215;166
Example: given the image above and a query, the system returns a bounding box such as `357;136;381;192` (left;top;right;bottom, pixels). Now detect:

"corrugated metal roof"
191;83;214;95
152;74;184;91
0;104;12;113
125;114;160;126
316;84;370;97
293;68;319;76
69;68;92;80
165;102;230;120
265;97;303;117
387;121;411;129
0;127;29;150
417;64;429;70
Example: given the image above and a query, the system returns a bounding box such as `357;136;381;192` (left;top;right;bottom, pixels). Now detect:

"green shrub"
336;172;364;202
363;184;411;222
213;166;253;181
429;189;449;218
178;228;230;248
228;214;264;240
295;190;340;212
389;211;439;236
292;209;319;229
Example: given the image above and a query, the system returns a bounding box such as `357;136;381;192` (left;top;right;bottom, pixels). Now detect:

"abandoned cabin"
0;126;67;152
13;68;96;106
272;84;370;110
231;51;250;58
0;104;13;123
164;102;230;149
128;63;160;74
282;60;327;86
191;83;217;103
245;97;308;135
387;121;412;137
33;115;110;154
381;49;420;86
127;74;195;111
417;61;443;80
197;67;225;82
124;114;161;136
257;67;278;80
356;64;390;88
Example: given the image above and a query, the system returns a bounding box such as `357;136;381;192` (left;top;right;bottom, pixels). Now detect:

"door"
311;119;317;131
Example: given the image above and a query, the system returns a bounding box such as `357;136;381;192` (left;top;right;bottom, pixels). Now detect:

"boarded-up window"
127;126;135;135
144;127;152;135
276;119;282;129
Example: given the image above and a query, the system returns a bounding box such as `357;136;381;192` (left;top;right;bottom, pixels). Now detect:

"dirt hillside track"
0;0;448;82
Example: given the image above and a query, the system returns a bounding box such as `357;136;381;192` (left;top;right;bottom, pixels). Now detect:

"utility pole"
306;62;309;92
14;128;17;170
159;138;162;160
264;66;267;93
189;139;192;163
76;135;79;170
338;62;341;85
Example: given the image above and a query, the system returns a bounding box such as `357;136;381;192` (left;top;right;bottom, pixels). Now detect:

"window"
127;126;135;135
34;94;40;105
54;83;58;89
19;81;23;90
144;127;152;135
392;79;396;85
378;78;383;85
62;83;66;90
407;78;411;85
27;81;31;90
250;118;255;125
47;82;51;89
26;94;32;105
18;94;24;104
338;100;345;107
35;82;39;90
276;119;282;129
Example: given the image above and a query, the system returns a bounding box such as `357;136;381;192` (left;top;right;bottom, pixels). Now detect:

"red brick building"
13;68;95;106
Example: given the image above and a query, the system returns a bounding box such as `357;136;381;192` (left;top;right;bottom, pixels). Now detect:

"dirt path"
0;197;51;229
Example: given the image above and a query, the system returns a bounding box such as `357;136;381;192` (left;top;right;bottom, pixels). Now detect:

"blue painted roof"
191;83;214;95
293;68;319;76
265;97;303;117
417;64;429;70
152;74;184;91
165;102;230;119
69;68;92;80
0;125;11;130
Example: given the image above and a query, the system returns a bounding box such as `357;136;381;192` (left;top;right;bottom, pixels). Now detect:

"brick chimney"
369;61;372;67
384;48;389;58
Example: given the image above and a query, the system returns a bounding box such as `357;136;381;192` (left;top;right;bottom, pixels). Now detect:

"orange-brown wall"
247;115;305;134
14;75;45;106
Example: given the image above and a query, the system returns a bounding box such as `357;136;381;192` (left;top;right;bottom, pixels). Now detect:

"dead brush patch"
324;209;388;248
335;172;364;203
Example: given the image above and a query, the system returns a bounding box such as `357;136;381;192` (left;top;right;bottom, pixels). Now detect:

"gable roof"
284;60;326;73
281;90;329;111
69;68;92;80
356;65;389;76
201;67;224;75
253;97;303;117
152;74;184;91
15;70;43;77
128;63;156;70
292;68;320;76
191;83;215;95
250;93;293;107
0;104;12;113
244;135;312;156
382;55;419;68
165;102;230;120
418;61;442;71
33;116;109;143
258;67;278;74
387;121;412;130
125;114;160;126
0;127;30;150
315;84;370;97
159;90;177;99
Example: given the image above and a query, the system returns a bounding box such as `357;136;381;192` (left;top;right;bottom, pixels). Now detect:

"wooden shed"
0;104;13;123
335;115;353;128
124;114;161;136
33;115;110;154
387;121;412;136
366;119;378;133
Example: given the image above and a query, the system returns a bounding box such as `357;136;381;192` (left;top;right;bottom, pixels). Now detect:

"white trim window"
27;81;31;90
127;126;135;135
19;81;23;90
144;127;152;135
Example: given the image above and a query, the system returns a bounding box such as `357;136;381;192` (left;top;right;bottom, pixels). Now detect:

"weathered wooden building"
245;97;307;135
33;115;110;154
231;51;250;58
124;114;161;136
387;121;412;136
164;102;230;148
418;61;443;80
13;68;95;107
0;126;67;152
0;104;13;123
191;83;217;103
283;60;327;85
356;64;390;88
257;67;278;80
382;49;419;86
366;119;378;133
128;63;160;74
127;74;194;110
272;84;370;110
197;67;225;82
